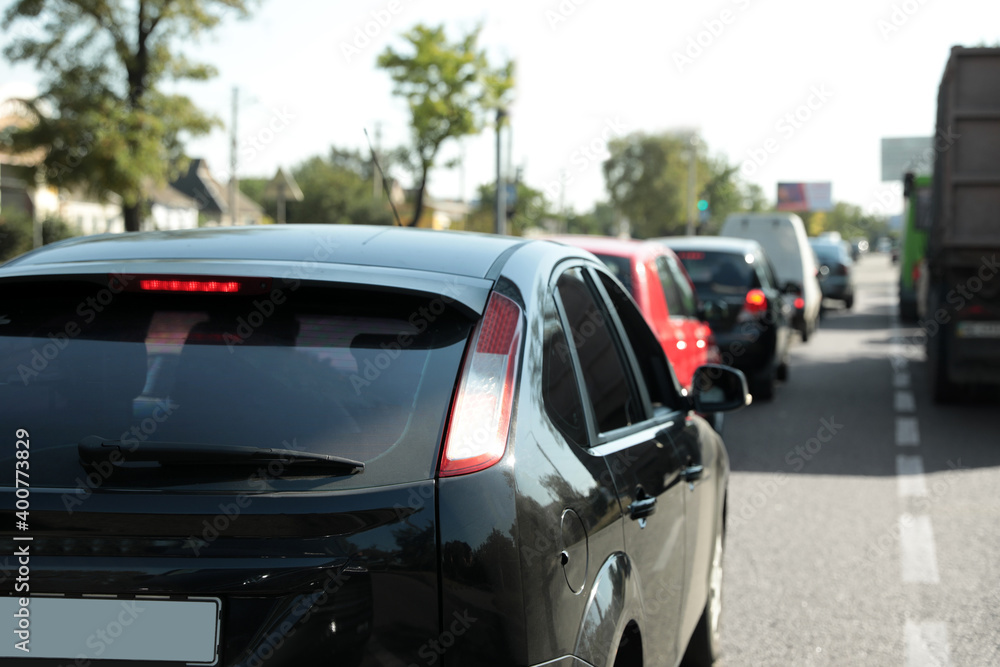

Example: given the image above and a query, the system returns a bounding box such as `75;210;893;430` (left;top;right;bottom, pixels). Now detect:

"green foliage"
1;0;255;231
565;202;618;236
799;202;890;241
378;23;514;227
0;211;76;262
241;149;395;226
603;131;767;238
465;181;548;236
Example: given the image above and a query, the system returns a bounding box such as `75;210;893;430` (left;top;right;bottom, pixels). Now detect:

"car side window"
665;255;697;317
655;256;687;318
542;300;589;446
760;254;779;289
594;270;682;412
555;268;642;433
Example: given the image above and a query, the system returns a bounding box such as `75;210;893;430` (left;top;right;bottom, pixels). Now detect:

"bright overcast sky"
2;0;999;218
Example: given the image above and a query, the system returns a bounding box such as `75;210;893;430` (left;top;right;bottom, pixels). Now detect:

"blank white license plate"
0;596;220;664
957;321;1000;338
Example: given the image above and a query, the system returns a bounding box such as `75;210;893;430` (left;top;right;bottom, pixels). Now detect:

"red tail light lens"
912;264;921;283
119;275;272;295
744;289;768;315
794;297;805;310
440;292;523;477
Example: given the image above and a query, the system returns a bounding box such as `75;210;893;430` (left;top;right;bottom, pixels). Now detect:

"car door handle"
683;464;704;483
628;496;657;521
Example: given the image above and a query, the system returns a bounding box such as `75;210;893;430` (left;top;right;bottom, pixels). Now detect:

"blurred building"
171;158;265;226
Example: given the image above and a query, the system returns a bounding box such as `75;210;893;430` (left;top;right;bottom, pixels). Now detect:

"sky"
2;0;999;218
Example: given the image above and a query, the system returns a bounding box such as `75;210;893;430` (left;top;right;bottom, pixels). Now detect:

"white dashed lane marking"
894;371;911;389
896;455;928;497
905;620;951;667
896;416;921;446
895;390;916;413
899;514;941;584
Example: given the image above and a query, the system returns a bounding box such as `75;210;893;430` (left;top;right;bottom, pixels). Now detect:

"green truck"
899;172;931;323
919;46;1000;402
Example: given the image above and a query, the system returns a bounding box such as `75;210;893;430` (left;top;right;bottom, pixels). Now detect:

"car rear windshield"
674;250;758;295
811;243;844;263
0;278;474;492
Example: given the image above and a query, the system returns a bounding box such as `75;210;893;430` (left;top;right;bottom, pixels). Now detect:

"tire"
899;298;918;323
751;366;776;401
844;295;854;310
930;321;962;404
799;320;810;343
776;359;789;382
682;528;724;666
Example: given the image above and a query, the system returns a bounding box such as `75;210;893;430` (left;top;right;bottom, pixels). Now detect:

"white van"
719;212;822;341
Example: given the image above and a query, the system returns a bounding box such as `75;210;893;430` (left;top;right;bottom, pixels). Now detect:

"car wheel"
751;366;776;401
930;322;962;404
682;527;724;666
799;321;810;343
844;295;854;310
776;359;789;382
899;298;918;323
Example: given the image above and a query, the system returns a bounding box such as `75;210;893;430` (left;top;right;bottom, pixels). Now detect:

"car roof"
544;235;670;260
3;225;526;280
653;235;763;254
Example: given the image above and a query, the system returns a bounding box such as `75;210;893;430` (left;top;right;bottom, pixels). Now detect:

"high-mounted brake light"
140;279;242;293
744;289;768;315
119;275;273;295
440;292;523;477
678;251;705;260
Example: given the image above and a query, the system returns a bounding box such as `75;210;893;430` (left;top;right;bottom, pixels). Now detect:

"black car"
658;236;794;401
0;225;748;667
809;239;856;309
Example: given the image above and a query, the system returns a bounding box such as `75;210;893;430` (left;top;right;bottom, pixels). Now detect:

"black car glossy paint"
0;226;733;667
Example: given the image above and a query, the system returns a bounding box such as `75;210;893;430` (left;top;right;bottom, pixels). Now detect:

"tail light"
794;296;805;310
744;289;768;316
836;264;849;277
439;292;523;477
912;264;921;283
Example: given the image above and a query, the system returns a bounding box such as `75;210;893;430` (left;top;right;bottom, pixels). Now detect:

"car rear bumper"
714;329;776;374
820;277;853;300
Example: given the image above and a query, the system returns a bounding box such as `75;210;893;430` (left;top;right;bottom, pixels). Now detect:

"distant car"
850;237;869;261
658;235;795;401
876;236;893;253
0;225;750;667
720;213;822;342
548;235;720;391
809;238;856;309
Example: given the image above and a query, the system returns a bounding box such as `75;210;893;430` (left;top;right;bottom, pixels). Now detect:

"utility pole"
372;121;382;199
685;133;699;236
229;86;239;226
495;108;507;235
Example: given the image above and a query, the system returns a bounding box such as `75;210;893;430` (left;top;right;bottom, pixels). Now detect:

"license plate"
957;321;1000;338
0;596;220;664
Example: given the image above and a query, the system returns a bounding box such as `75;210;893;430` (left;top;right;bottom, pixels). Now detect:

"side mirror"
690;364;751;413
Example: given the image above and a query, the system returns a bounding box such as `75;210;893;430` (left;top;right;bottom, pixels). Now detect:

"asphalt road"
716;253;1000;667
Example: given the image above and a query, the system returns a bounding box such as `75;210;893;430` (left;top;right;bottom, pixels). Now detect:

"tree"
2;0;254;232
603;131;768;238
241;149;397;226
378;23;514;227
464;181;548;236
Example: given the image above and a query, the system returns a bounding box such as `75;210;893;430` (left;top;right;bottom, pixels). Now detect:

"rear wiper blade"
78;436;365;475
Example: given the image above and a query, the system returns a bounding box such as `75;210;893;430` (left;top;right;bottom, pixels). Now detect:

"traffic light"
697;199;709;212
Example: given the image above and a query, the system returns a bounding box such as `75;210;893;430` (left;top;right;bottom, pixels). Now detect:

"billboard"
776;182;832;212
881;137;933;181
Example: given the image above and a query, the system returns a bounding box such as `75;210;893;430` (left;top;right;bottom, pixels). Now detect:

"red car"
550;236;720;391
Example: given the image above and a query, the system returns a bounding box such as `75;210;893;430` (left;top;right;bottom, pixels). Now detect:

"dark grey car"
0;225;747;667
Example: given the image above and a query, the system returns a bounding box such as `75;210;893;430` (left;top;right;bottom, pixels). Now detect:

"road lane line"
896;455;928;497
895;372;911;389
895;390;916;413
900;514;940;584
905;620;951;667
896;416;921;446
